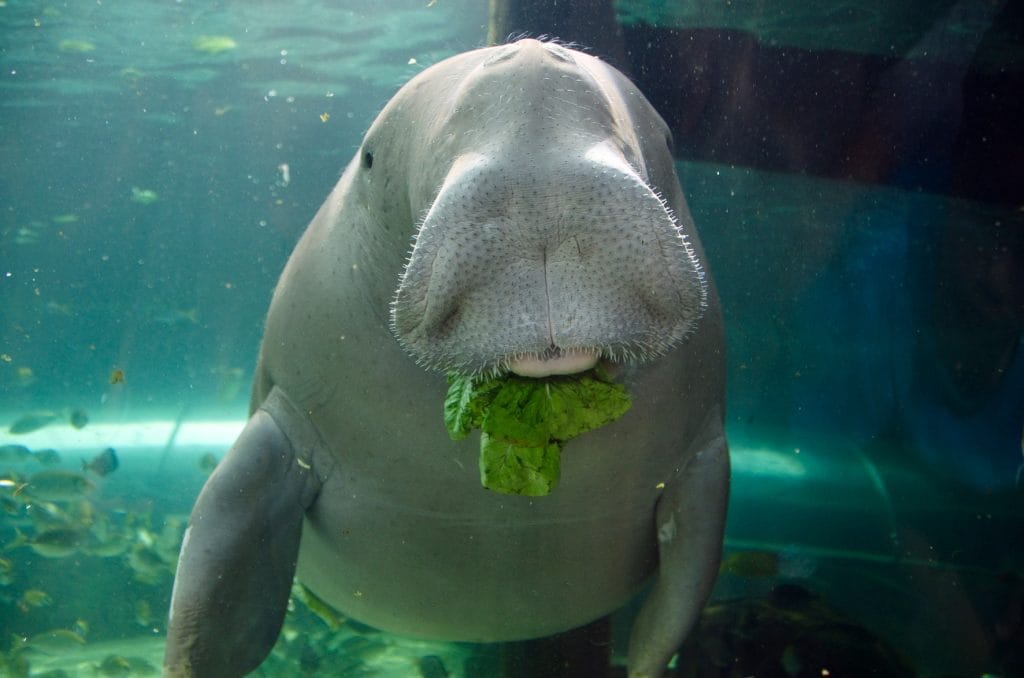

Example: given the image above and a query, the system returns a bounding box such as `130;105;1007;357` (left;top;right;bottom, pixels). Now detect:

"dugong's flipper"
627;428;729;678
164;388;322;677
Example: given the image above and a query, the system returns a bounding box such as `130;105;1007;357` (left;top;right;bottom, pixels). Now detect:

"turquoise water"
2;1;1021;676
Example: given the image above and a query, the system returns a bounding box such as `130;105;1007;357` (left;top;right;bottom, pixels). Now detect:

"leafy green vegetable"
480;434;561;496
444;369;631;496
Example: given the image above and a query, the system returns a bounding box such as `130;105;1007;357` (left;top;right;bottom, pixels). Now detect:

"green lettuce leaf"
479;433;561;496
444;369;631;496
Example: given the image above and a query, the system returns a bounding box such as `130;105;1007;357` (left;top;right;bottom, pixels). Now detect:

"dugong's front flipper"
164;389;322;677
627;428;729;678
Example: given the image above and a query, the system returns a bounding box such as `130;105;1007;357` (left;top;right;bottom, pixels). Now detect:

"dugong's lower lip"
507;348;600;378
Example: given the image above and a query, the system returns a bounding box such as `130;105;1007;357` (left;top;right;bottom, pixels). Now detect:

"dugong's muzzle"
391;143;707;375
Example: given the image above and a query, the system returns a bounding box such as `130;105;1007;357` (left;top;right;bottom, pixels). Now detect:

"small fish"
121;67;145;81
5;474;28;499
57;39;96;53
780;645;802;675
192;35;238;55
26;499;91;531
0;555;14;584
98;654;157;676
109;368;125;385
134;599;152;627
214;366;245;402
153;308;199;326
18;628;87;655
83;448;118;477
45;300;73;316
51;214;79;225
198;452;219;473
720;550;780;578
292;582;346;630
419;655;449;678
13;226;40;245
69;408;89;429
8;527;86;558
8;410;59;434
0;494;22;517
128;543;172;584
33;448;62;465
26;500;76;530
23;469;95;501
156;516;187;553
85;529;131;558
18;588;53;611
0;444;35;463
130;187;159;205
99;654;133;675
319;112;330;122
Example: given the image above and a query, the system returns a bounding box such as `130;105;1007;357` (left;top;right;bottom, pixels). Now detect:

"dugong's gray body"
165;39;728;678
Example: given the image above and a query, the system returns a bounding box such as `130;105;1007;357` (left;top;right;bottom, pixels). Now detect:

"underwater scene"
1;1;1022;677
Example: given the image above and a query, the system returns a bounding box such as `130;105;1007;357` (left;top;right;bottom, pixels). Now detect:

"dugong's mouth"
505;347;600;378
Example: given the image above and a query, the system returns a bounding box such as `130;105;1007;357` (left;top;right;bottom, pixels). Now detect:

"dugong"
164;39;728;678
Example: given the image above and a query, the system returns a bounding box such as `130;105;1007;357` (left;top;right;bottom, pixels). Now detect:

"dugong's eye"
362;150;374;170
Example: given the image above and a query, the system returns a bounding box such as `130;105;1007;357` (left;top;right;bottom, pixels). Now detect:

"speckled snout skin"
164;39;728;678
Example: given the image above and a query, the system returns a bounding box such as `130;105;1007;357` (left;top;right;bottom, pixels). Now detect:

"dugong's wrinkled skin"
164;39;728;678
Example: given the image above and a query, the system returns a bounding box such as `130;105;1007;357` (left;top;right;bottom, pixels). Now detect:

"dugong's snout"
391;147;708;376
